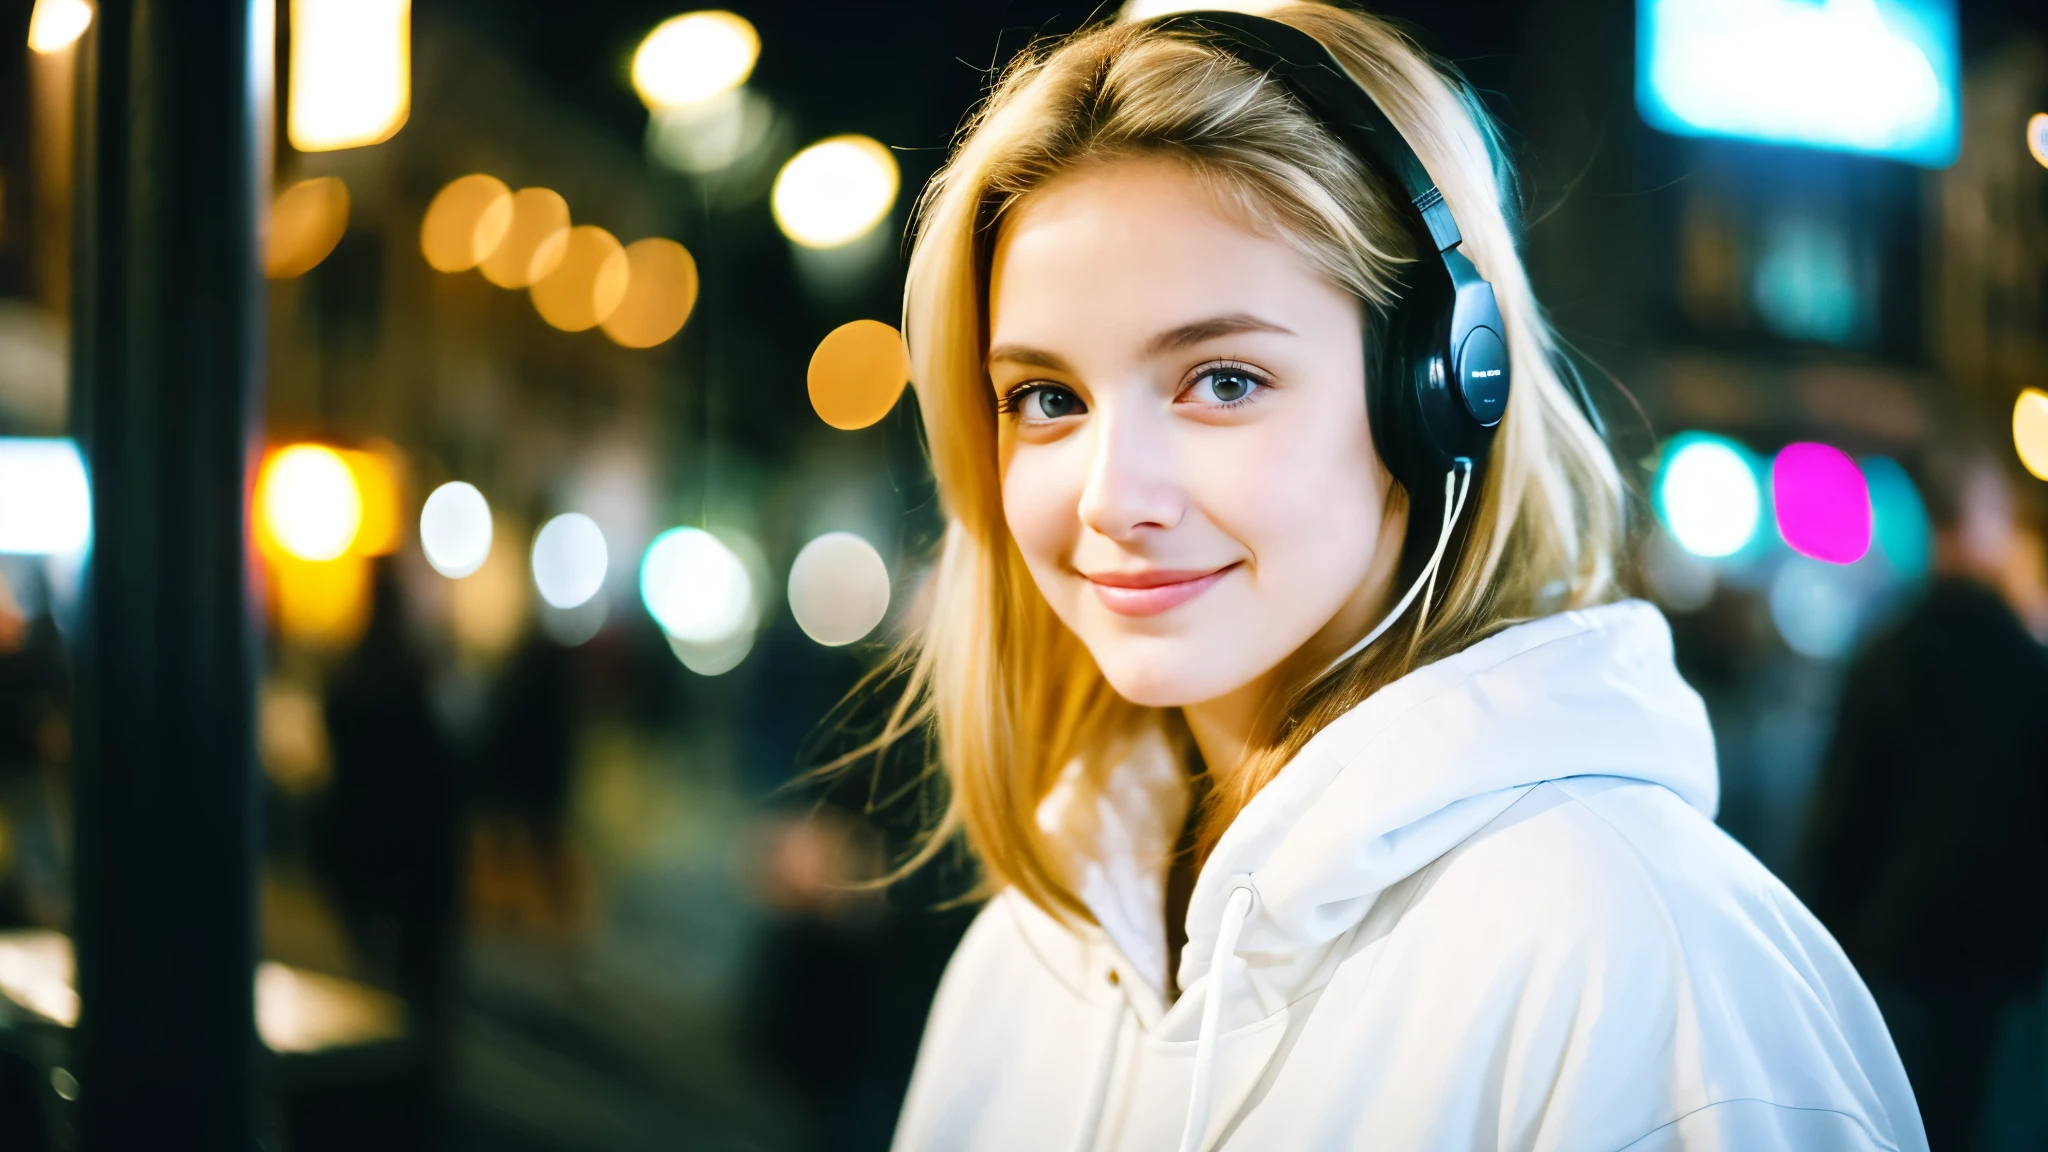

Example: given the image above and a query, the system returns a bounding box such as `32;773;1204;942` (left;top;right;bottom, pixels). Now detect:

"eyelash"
995;382;1054;416
1181;360;1270;408
995;361;1273;419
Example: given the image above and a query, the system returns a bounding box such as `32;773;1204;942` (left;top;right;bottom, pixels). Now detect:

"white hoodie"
891;602;1926;1152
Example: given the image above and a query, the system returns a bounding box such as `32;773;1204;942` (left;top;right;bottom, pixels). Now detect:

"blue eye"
1003;384;1086;421
1187;366;1265;406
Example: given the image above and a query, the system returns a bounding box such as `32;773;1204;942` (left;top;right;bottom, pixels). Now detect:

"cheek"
1194;402;1384;589
1000;442;1084;577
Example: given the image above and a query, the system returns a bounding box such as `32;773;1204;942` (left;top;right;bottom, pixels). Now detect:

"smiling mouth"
1083;564;1239;617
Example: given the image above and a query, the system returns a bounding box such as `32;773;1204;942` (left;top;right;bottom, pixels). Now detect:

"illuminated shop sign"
1637;0;1960;167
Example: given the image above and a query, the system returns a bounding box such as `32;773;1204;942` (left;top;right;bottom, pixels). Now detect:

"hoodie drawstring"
1177;884;1254;1152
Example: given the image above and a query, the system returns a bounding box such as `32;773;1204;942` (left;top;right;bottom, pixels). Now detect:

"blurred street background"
0;0;2045;1149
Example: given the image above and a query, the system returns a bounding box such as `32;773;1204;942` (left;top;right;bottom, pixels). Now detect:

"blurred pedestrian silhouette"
475;628;581;934
1801;449;2048;1151
318;559;461;1146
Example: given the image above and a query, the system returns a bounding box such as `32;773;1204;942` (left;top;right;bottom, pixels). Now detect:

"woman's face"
988;158;1404;710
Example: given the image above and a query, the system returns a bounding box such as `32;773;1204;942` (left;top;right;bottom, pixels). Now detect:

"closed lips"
1084;564;1237;616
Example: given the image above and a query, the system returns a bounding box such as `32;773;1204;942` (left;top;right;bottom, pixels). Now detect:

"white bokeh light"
1656;438;1761;559
631;10;760;110
531;513;608;610
419;481;493;578
771;136;899;249
0;439;90;556
640;527;752;643
260;445;361;562
787;532;890;647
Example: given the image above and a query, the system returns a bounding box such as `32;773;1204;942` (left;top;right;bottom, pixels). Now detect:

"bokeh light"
787;532;890;646
2013;388;2048;481
667;629;753;677
772;135;899;249
632;11;760;111
1770;557;1863;660
271;554;373;649
479;188;570;289
2029;113;2048;170
648;88;776;175
807;320;910;430
420;481;493;578
540;598;607;648
287;0;411;153
640;527;752;643
531;513;608;610
1862;456;1931;582
0;438;90;555
451;517;528;661
257;445;362;563
266;177;351;280
529;226;630;332
601;239;699;349
27;0;92;55
335;446;403;556
420;174;514;273
1772;442;1871;565
1654;435;1761;558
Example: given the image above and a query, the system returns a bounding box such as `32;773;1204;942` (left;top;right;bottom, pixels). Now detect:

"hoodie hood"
1042;600;1717;1015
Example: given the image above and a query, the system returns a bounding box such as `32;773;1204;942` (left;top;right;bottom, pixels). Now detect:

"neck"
1181;675;1274;787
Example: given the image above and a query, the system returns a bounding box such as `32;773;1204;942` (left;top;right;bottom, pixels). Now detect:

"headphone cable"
1312;456;1474;685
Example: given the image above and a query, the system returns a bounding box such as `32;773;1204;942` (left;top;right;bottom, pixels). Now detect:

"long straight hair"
860;3;1623;924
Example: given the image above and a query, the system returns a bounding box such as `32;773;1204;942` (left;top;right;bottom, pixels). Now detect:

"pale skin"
988;157;1408;788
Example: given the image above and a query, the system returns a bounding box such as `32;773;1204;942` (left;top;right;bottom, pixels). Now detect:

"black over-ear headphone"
1145;11;1513;502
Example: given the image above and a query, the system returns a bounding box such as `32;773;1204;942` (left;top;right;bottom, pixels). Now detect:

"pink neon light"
1772;442;1871;564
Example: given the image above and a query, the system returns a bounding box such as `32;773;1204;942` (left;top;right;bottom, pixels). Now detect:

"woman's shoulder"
1331;775;1922;1150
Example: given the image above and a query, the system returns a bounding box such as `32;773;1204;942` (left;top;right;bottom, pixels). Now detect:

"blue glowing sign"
1637;0;1960;167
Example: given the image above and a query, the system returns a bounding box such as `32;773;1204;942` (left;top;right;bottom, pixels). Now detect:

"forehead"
987;158;1335;349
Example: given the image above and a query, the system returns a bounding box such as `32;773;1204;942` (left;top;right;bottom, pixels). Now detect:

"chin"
1091;640;1250;709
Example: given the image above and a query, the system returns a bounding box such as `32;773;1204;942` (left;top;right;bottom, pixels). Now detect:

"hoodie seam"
1607;1096;1900;1152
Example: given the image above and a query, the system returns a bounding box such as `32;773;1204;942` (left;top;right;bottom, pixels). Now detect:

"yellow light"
288;0;411;153
271;553;373;648
807;320;910;430
334;444;404;556
479;188;570;289
257;445;362;562
632;11;760;111
26;0;91;54
2016;389;2048;481
529;226;630;332
601;238;698;348
266;176;350;279
2029;113;2048;170
421;174;514;273
772;135;899;249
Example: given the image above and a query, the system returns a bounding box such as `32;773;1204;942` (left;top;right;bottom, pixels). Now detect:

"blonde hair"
863;3;1623;924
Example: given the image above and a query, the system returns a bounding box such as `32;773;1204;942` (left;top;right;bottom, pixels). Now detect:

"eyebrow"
986;313;1294;374
1144;313;1293;355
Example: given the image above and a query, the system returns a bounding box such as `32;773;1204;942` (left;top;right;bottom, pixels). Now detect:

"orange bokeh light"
602;238;699;349
806;320;910;430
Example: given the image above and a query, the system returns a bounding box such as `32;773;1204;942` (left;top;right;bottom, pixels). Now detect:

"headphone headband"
1144;10;1515;494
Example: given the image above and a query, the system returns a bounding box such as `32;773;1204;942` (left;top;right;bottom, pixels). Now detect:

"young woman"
879;5;1925;1149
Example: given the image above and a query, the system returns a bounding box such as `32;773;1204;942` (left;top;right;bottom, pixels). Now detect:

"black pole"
70;1;270;1148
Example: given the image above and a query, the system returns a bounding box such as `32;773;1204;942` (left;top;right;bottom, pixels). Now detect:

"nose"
1077;406;1184;542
